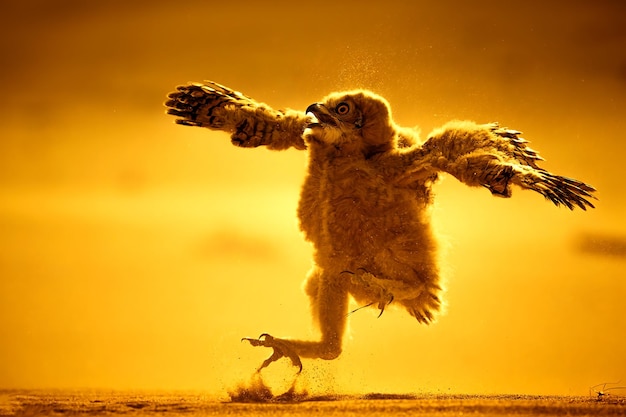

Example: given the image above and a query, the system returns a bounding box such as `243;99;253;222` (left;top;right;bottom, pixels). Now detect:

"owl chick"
165;81;595;372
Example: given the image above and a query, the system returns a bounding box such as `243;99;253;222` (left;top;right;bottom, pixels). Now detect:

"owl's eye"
335;102;350;115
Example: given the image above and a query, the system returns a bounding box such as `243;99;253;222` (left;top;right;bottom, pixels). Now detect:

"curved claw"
377;294;394;318
242;334;303;373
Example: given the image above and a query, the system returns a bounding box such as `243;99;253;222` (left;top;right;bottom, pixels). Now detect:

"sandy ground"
2;390;625;417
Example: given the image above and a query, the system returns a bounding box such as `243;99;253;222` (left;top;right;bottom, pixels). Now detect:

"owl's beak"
305;103;337;128
305;103;321;115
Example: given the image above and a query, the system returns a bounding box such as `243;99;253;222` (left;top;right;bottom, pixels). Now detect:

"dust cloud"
0;0;625;397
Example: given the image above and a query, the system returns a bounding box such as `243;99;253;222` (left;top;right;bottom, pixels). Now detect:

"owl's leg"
242;267;349;372
346;267;442;323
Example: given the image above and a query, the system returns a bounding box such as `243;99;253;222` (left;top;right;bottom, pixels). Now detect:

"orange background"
0;0;624;397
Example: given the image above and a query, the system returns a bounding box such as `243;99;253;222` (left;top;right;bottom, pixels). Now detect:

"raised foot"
242;334;303;373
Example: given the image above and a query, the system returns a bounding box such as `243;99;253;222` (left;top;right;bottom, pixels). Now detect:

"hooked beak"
306;103;337;128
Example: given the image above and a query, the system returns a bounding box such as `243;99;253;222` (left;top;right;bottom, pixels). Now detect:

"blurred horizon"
0;0;624;397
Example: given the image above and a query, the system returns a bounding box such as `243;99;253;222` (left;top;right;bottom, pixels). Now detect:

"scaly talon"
242;334;303;373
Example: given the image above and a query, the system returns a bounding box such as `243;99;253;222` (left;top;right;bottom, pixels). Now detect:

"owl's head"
304;90;396;156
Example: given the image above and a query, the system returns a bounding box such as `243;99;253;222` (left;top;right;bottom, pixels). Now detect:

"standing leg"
243;267;350;372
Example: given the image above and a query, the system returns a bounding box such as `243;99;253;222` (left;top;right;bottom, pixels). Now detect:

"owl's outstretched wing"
421;121;596;210
165;81;308;150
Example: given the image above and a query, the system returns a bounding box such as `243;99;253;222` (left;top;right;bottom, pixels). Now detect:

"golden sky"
0;0;625;397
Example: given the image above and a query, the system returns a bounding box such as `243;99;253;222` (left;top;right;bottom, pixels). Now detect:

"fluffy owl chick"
165;82;596;373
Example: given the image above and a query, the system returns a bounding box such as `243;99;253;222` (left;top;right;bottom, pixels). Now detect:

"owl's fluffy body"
165;81;595;371
299;90;442;326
